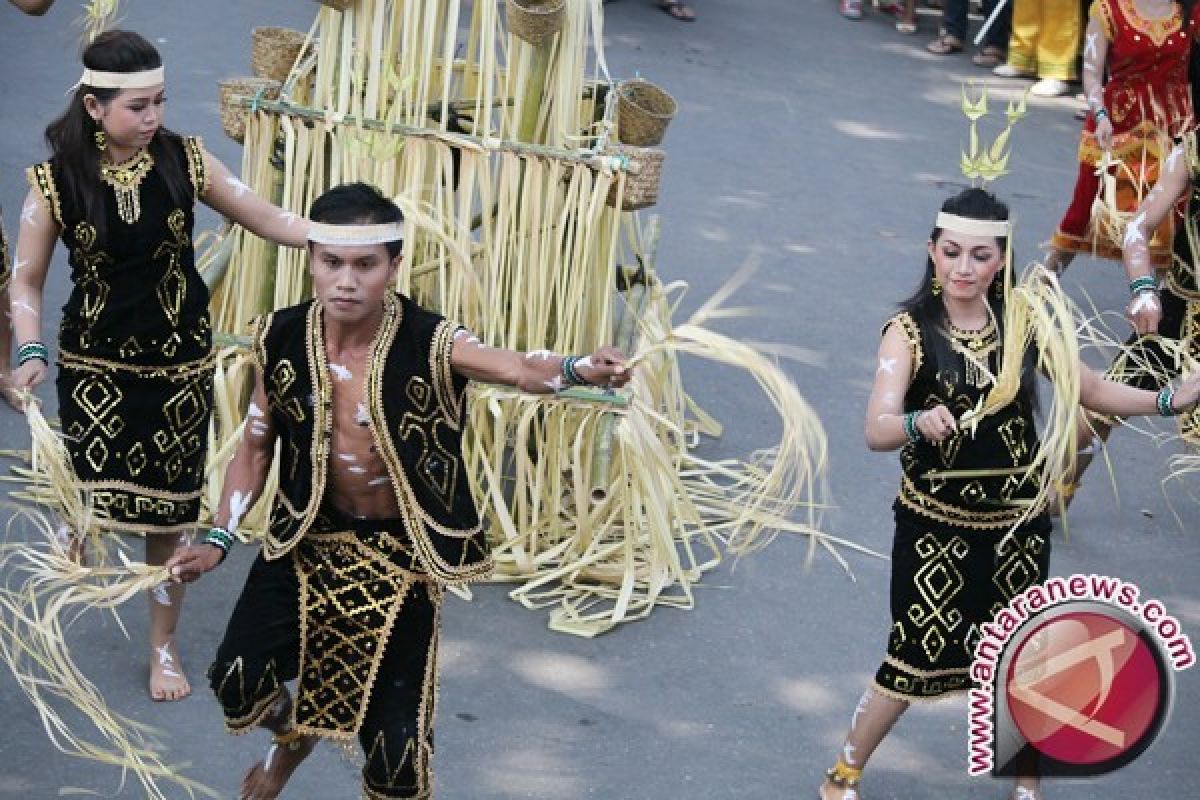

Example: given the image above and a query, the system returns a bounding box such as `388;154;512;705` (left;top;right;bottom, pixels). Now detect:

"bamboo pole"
233;96;637;173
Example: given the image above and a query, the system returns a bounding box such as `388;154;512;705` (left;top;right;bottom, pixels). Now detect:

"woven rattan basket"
616;79;677;147
505;0;566;46
251;27;309;84
218;77;281;144
315;0;354;10
605;145;665;211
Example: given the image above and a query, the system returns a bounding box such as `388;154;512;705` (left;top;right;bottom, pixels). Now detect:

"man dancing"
167;182;629;799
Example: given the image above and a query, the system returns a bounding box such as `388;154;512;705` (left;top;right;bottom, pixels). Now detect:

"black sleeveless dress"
27;136;213;534
872;311;1052;702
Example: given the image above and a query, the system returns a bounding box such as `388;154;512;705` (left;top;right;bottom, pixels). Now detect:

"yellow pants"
1008;0;1082;80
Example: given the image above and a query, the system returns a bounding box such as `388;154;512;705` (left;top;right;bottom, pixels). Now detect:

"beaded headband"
935;213;1011;238
307;222;405;247
76;66;166;91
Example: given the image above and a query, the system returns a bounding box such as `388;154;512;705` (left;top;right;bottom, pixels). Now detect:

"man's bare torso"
323;346;400;519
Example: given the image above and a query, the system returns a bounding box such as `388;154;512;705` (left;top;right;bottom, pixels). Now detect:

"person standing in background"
995;0;1084;96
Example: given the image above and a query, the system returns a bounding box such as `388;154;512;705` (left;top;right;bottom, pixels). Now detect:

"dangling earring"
94;128;107;152
931;277;942;296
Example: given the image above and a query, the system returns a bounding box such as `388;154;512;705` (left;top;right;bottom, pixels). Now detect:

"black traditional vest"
253;292;493;583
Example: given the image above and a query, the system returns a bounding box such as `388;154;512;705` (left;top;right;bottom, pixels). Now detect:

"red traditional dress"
1051;0;1199;265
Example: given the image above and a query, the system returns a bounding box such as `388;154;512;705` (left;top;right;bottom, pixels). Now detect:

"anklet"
825;757;862;789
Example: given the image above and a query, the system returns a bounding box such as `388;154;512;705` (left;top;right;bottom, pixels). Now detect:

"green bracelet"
1157;386;1178;417
1129;275;1157;296
903;411;923;443
203;526;235;561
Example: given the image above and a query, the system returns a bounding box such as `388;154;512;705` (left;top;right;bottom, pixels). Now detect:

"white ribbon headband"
307;222;405;247
935;212;1011;238
76;66;166;91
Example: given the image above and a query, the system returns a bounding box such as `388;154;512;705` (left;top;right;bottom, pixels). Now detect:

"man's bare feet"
149;639;191;701
239;732;318;800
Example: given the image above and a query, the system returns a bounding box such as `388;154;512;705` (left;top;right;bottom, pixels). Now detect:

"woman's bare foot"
149;639;191;701
239;733;318;800
818;779;860;799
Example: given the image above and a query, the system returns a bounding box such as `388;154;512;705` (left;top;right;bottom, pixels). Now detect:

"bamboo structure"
199;0;842;637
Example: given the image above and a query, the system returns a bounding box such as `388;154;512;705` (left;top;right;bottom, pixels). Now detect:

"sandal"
972;46;1005;67
658;0;695;20
926;32;964;55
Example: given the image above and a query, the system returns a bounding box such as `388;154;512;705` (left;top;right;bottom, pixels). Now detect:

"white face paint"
225;175;250;198
877;357;897;375
526;349;556;361
329;363;353;382
227;490;253;530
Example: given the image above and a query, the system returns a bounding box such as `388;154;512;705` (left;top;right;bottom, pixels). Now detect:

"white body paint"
355;402;370;426
155;643;180;678
21;200;38;226
877;357;897;375
526;349;556;361
1130;292;1160;314
225;175;250;197
544;375;566;391
851;689;871;730
12;300;37;316
843;743;857;766
247;402;265;418
348;466;367;474
1166;146;1183;173
338;453;357;462
1123;213;1147;247
228;490;253;530
368;476;391;486
152;583;173;607
278;211;300;226
329;363;353;382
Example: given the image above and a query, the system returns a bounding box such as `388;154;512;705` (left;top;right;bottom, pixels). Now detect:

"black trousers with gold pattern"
209;540;440;799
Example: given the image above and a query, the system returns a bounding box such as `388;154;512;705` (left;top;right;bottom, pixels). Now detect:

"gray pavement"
1;1;1198;798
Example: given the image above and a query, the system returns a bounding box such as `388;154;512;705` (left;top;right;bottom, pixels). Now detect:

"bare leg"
146;532;191;701
1011;747;1042;799
240;688;319;800
1048;412;1113;515
1043;247;1075;275
819;687;909;799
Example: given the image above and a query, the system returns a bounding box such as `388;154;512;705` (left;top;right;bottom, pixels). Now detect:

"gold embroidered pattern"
899;475;1033;529
99;148;155;225
153;209;190;327
26;161;63;227
883;311;922;380
211;660;286;735
943;318;997;388
58;348;214;378
293;530;422;738
1118;0;1182;47
70;222;114;350
430;320;464;430
183;136;209;197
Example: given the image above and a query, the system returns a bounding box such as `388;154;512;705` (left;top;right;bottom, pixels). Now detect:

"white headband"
76;66;166;91
307;222;405;247
935;212;1011;238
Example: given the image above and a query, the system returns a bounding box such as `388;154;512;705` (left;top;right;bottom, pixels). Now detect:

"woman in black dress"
817;188;1200;800
7;30;311;702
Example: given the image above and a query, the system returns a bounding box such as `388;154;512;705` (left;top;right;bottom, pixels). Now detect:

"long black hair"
44;30;191;245
900;187;1039;411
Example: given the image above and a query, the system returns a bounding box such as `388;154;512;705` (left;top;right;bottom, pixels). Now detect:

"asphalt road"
1;1;1198;798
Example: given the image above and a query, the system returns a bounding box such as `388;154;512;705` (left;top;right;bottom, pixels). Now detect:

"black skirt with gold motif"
28;136;214;533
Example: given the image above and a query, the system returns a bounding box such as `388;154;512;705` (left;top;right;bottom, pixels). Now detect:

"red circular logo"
1005;611;1164;767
